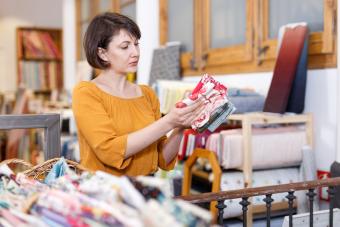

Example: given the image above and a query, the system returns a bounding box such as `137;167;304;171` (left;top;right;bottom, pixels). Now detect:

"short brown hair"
83;12;141;69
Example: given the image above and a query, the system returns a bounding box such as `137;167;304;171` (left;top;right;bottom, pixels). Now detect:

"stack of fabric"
176;74;235;133
0;159;211;226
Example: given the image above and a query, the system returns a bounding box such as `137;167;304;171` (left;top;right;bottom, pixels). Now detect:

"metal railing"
177;177;340;227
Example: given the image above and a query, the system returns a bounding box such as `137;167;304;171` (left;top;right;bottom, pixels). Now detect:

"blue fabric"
229;95;265;113
44;157;70;184
286;27;309;113
228;88;261;97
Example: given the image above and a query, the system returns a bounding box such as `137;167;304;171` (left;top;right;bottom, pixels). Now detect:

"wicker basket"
0;158;33;172
0;158;86;180
22;158;87;180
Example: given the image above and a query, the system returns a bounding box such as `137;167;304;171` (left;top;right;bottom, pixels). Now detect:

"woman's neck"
93;70;140;98
97;70;129;92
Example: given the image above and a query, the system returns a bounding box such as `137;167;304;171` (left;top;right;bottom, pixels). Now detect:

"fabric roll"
219;127;306;170
263;24;308;113
286;25;309;113
296;145;320;213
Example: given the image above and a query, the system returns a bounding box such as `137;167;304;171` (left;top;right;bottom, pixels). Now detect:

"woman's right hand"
165;98;206;129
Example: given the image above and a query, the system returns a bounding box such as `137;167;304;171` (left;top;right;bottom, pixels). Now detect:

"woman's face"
98;29;140;74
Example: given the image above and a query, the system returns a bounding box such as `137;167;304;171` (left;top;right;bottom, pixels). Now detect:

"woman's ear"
97;47;108;62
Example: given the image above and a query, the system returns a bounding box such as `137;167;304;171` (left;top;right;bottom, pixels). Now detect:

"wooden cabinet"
16;27;63;91
160;0;337;76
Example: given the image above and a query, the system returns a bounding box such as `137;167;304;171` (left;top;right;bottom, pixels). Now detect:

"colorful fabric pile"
0;160;211;226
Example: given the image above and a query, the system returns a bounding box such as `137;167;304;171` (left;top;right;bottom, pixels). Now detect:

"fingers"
180;102;206;126
181;98;205;113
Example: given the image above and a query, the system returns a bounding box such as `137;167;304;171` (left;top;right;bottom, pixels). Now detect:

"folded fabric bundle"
176;74;236;133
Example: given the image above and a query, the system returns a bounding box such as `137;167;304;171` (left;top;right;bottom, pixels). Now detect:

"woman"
72;12;204;176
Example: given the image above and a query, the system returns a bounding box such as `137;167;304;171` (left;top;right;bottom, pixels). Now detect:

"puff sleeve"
72;85;132;169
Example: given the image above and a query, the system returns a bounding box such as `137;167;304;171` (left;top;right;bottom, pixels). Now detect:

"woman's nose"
131;45;140;57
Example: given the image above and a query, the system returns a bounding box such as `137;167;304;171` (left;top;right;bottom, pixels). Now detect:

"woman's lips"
129;61;138;66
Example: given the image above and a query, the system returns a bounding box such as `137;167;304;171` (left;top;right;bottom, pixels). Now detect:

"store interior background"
0;0;339;173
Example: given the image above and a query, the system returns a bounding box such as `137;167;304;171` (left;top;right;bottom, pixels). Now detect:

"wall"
136;0;159;85
0;0;62;92
62;0;76;93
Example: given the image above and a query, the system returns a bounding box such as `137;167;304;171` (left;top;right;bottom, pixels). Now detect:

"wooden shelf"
19;57;62;62
182;113;314;224
16;27;63;91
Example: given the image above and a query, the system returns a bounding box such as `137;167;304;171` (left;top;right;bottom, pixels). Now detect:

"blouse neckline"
80;81;145;101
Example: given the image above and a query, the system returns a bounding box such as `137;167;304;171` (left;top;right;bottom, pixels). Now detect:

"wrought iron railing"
177;177;340;227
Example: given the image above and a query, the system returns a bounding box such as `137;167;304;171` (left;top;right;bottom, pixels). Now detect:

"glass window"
120;0;136;21
168;0;193;52
269;0;323;38
210;0;246;48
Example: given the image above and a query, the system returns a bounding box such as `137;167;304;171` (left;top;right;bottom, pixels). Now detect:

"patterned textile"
149;43;181;86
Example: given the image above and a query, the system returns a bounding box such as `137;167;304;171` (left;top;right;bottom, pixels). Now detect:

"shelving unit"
182;112;314;225
16;27;63;91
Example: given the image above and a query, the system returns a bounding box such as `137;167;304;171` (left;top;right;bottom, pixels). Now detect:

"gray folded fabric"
296;145;320;213
149;43;181;86
229;96;265;113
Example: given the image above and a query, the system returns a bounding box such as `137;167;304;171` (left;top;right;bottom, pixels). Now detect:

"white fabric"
208;126;307;170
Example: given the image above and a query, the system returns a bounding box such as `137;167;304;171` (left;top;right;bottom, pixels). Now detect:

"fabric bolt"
263;25;308;113
229;95;265;114
286;25;309;113
205;127;307;170
149;43;181;86
72;82;176;176
296;145;320;213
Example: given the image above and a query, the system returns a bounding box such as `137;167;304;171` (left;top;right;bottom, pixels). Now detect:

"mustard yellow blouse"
72;81;176;176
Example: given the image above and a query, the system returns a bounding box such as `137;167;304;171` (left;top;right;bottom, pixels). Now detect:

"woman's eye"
134;42;139;46
121;46;128;49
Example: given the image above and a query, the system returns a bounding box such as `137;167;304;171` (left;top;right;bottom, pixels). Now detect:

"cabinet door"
160;0;253;75
259;0;336;68
205;0;253;68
